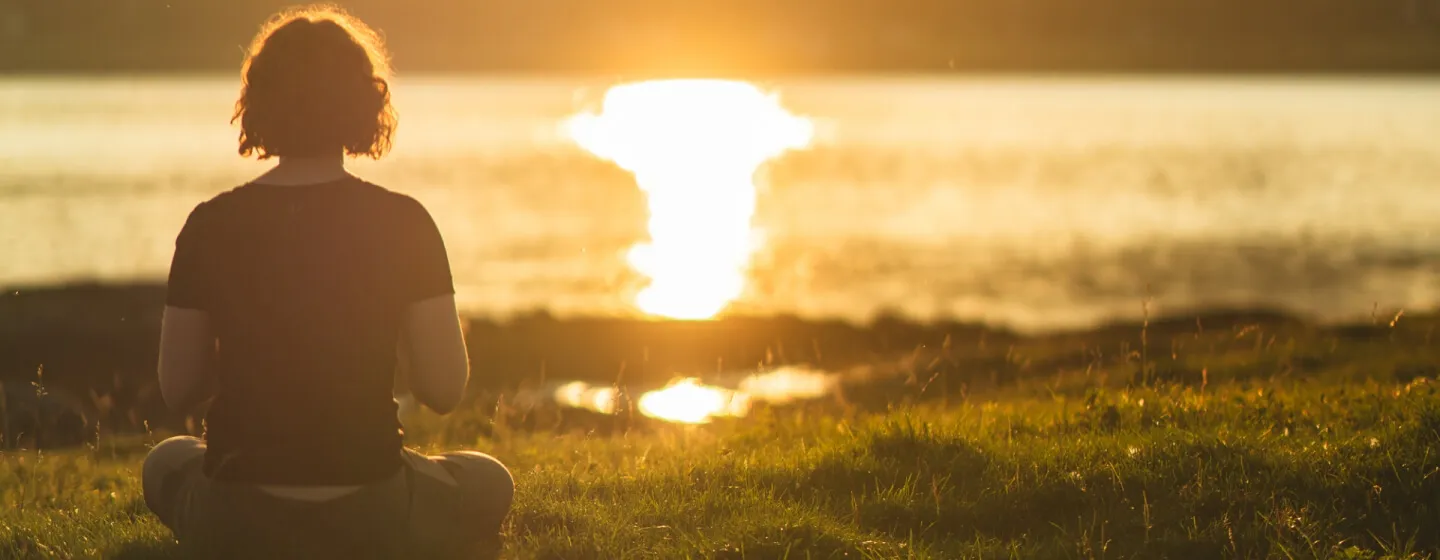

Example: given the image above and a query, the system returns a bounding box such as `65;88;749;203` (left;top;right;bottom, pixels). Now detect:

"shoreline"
2;282;1431;442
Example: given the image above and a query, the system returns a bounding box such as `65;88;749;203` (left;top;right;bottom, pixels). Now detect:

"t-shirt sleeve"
396;197;455;305
166;202;212;311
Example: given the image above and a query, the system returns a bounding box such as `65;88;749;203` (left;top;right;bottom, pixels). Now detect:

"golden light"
635;378;751;424
549;368;838;424
566;80;813;319
630;368;839;424
736;366;837;404
553;380;619;415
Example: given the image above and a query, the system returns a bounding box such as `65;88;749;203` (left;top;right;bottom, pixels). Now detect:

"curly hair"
233;5;396;159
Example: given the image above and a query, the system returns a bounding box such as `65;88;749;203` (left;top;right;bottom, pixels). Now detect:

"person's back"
140;7;513;558
175;180;445;485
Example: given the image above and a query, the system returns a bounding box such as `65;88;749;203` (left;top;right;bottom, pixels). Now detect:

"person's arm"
158;306;217;413
394;196;468;415
160;202;217;413
399;294;469;415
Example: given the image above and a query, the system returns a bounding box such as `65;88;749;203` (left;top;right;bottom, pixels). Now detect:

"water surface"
2;76;1438;331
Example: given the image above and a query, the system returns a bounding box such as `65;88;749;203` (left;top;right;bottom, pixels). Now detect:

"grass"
3;314;1440;559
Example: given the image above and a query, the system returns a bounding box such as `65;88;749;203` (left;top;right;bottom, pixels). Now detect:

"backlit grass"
3;315;1439;559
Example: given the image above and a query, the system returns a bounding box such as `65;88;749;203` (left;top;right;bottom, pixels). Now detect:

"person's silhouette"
141;6;512;558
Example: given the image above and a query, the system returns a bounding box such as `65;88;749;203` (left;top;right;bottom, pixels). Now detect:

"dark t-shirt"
166;177;453;485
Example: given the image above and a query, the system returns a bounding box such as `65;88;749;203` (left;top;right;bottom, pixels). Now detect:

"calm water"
2;76;1439;332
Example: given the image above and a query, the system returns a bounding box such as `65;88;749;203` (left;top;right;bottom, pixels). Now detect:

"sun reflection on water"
566;80;813;319
623;367;835;424
553;380;619;415
635;378;751;424
736;366;836;404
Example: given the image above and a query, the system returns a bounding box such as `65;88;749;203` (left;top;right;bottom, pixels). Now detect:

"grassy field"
3;313;1439;559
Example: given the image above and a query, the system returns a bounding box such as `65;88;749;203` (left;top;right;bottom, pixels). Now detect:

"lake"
2;75;1438;332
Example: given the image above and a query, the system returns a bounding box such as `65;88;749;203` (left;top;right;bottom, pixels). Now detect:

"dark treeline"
2;0;1440;74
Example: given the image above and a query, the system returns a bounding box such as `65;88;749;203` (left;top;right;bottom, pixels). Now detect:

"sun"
566;80;813;319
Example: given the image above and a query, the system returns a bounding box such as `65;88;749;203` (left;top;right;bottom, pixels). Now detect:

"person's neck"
252;154;350;186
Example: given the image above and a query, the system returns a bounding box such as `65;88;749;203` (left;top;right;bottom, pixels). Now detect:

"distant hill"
3;0;1440;74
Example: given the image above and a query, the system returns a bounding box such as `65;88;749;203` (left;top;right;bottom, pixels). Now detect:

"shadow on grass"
103;533;502;560
108;540;180;560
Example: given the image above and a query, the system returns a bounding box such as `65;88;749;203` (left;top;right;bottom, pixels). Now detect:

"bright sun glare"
636;378;752;424
566;80;813;319
548;368;838;424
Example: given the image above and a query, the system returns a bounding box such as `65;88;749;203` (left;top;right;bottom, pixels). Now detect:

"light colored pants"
142;436;514;559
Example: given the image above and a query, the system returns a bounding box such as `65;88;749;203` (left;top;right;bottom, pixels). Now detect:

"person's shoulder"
362;182;433;220
178;184;252;226
173;187;239;236
193;182;261;211
180;188;236;224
